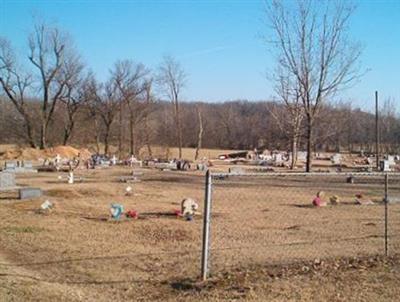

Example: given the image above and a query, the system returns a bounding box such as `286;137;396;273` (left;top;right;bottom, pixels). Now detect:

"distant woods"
0;12;399;163
0;96;399;155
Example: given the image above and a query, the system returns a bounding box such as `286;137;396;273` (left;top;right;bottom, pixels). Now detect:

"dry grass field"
1;165;400;301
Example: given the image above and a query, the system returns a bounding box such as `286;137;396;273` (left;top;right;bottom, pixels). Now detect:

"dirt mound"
0;145;92;160
44;146;92;159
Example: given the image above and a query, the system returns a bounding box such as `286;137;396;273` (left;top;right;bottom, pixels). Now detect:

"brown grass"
0;165;399;301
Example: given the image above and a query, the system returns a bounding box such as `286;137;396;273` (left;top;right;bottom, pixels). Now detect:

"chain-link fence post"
384;173;389;256
201;169;212;281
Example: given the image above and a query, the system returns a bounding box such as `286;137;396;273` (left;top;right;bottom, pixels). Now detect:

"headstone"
0;172;16;190
155;162;177;170
4;162;17;171
197;163;207;171
55;154;61;165
297;152;307;161
5;161;37;173
23;161;33;169
274;153;283;163
331;153;342;165
19;187;42;200
380;160;391;172
388;196;400;204
260;154;272;161
68;172;74;184
229;166;246;174
100;160;111;166
387;156;396;166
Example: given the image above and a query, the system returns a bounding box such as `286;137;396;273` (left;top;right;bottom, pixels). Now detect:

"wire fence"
201;171;400;280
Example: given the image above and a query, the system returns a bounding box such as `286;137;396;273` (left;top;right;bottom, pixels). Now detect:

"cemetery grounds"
1;165;400;301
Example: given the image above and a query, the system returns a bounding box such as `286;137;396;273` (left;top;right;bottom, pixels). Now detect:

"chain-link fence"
201;171;400;280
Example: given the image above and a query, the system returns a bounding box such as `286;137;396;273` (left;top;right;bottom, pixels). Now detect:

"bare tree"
85;74;102;152
269;69;304;169
265;0;362;171
380;98;398;154
111;60;148;156
156;55;187;158
56;51;85;145
28;23;70;149
96;80;120;155
0;37;36;147
143;81;155;157
194;105;204;161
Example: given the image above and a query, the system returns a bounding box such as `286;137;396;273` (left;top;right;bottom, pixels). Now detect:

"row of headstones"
0;172;42;199
3;161;36;172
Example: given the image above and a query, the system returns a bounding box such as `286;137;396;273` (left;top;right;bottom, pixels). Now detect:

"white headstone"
68;172;74;184
331;154;342;165
229;166;246;174
297;152;307;161
380;160;391;172
387;156;395;166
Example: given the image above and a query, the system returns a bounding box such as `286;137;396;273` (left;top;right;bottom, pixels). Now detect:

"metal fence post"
201;169;212;281
384;173;389;256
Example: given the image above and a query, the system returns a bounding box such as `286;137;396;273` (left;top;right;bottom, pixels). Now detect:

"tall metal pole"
201;170;212;281
375;91;380;169
384;173;388;256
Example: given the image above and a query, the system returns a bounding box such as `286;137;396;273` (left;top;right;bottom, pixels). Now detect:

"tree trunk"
146;143;152;158
104;124;111;155
175;101;182;158
145;123;152;158
63;128;70;146
290;137;297;170
24;118;36;148
129;115;135;156
194;109;203;161
63;119;75;146
306;118;312;172
118;102;123;157
94;118;100;153
40;121;47;149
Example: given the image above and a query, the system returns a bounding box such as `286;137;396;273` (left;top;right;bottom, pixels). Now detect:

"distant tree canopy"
0;17;399;165
0;96;399;155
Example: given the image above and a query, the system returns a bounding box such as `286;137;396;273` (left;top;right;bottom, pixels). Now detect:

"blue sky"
1;0;399;111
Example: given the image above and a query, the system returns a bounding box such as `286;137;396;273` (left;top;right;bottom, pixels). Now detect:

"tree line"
0;95;399;156
1;1;399;169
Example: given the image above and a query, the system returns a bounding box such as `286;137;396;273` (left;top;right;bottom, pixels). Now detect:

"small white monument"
67;172;74;184
380;160;391;172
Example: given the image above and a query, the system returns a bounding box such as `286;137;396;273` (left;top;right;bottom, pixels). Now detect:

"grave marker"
0;172;16;190
19;187;42;200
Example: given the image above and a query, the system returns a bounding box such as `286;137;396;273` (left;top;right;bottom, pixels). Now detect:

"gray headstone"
4;161;16;171
23;161;33;169
388;197;400;204
19;187;42;200
229;166;246;174
155;162;177;170
0;172;16;189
